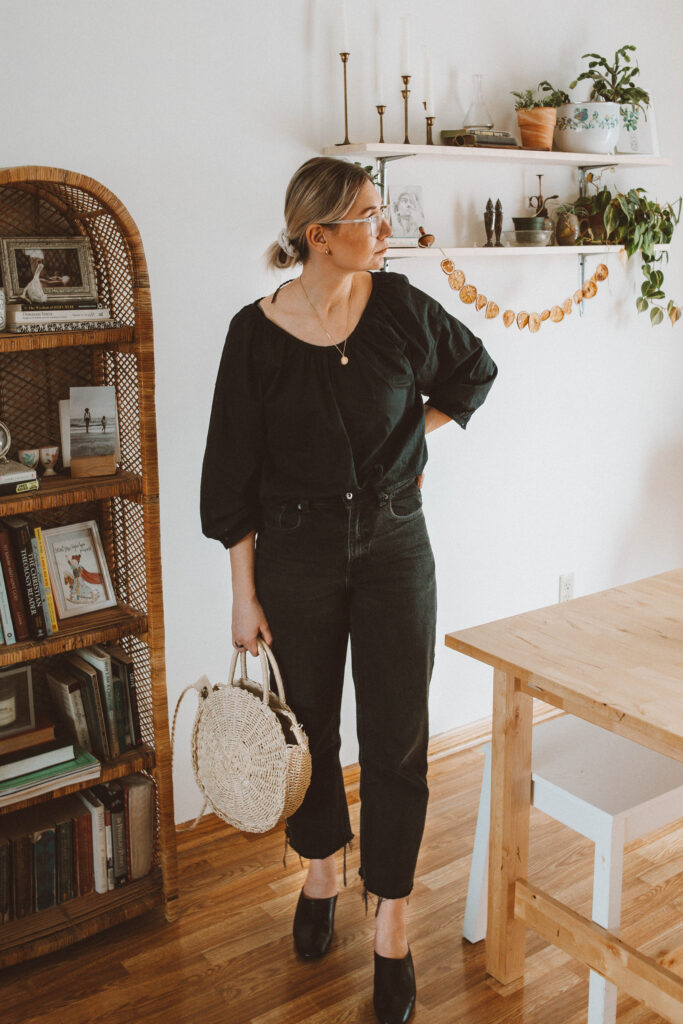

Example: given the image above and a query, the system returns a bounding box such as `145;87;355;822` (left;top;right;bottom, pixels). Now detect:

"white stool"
463;715;683;1024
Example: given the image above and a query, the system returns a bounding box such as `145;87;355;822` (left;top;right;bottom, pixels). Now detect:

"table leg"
486;668;533;983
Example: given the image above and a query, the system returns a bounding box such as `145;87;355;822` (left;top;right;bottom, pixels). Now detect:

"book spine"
34;528;59;632
111;803;128;887
46;675;91;751
126;661;142;746
12;301;99;311
0;613;4;645
8;319;122;334
74;810;94;896
113;672;128;752
79;791;107;894
11;835;33;918
0;528;29;641
97;654;119;759
5;521;46;640
7;308;112;324
55;820;75;902
0;837;10;922
0;478;40;496
31;537;53;636
33;826;56;911
0;564;11;640
103;806;114;890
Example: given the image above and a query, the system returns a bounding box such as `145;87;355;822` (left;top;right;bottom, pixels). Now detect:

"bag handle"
228;638;286;704
170;675;212;831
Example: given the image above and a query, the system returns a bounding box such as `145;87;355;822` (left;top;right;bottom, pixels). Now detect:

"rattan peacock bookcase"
0;166;178;966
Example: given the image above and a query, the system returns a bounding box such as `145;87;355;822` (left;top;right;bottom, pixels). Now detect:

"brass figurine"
484;198;494;247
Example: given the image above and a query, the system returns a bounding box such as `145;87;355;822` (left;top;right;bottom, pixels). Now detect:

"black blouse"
200;271;498;549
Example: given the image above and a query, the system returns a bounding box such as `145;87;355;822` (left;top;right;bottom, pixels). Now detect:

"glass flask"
464;74;493;131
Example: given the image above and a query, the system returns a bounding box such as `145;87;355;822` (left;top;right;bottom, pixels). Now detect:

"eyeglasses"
322;205;390;238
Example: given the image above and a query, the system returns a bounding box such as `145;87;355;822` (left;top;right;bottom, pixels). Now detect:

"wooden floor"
2;734;682;1024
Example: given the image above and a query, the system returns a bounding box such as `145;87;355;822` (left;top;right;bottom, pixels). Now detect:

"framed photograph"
41;520;117;620
388;185;425;244
616;105;659;156
0;237;98;304
0;664;35;739
69;386;118;459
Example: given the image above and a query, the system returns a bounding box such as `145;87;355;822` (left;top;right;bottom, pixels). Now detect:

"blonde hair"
266;157;373;270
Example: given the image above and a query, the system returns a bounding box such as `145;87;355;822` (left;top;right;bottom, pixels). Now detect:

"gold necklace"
299;277;353;365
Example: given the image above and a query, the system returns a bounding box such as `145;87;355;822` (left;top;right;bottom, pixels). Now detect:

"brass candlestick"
425;116;435;145
376;104;386;144
336;52;352;146
401;75;411;144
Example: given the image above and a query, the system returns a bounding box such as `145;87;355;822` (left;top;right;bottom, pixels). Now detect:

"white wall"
2;0;681;824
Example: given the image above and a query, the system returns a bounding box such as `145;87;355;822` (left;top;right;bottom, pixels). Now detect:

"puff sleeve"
400;276;498;429
200;308;265;549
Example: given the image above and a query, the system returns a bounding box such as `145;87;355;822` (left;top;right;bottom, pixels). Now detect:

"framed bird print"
0;237;98;304
41;520;117;620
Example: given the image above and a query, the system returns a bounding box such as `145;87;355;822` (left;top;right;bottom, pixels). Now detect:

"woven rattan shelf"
0;165;178;967
0;469;142;515
0;326;135;354
0;867;164;968
0;743;156;815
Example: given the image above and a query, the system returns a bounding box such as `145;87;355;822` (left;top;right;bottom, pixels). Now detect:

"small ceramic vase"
39;445;60;476
556;212;582;246
18;448;40;470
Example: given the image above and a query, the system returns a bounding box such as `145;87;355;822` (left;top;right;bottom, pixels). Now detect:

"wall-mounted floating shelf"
384;244;671;260
323;142;672;169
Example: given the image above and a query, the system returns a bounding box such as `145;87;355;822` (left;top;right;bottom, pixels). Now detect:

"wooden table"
445;568;683;1022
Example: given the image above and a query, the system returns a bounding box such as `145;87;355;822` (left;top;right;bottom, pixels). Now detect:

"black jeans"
254;476;437;906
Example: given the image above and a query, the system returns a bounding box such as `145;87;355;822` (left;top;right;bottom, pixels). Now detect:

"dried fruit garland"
439;258;609;332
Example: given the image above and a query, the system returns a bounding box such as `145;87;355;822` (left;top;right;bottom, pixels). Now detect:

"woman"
200;157;497;1024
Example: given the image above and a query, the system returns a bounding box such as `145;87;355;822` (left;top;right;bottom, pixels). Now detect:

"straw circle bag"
171;638;311;832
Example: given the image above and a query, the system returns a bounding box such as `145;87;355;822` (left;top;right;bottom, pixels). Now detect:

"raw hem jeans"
254;477;436;909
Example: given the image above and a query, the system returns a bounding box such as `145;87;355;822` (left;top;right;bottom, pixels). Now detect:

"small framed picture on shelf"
0;664;35;739
41;520;117;620
0;237;98;305
387;185;426;246
616;105;659;156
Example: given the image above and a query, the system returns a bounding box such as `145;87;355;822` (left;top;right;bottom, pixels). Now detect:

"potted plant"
510;82;569;151
555;45;649;155
572;177;681;324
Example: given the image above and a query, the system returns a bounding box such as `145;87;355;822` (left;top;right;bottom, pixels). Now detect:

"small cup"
18;448;40;470
39;445;60;476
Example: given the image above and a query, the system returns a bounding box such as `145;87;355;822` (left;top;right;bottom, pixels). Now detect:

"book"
0;816;33;918
120;774;154;880
108;645;142;747
31;537;53;636
31;812;57;912
64;652;110;760
61;794;94;897
0;749;101;808
0;478;40;497
78;789;108;894
0;461;37;484
1;517;47;640
0;717;56;758
78;646;119;758
95;782;127;887
54;810;75;903
0;835;9;922
7;319;123;334
9;301;99;311
0;737;77;782
6;306;112;325
0;525;30;641
45;663;91;751
33;528;59;633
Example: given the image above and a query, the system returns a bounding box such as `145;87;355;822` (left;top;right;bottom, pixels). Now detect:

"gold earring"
325;247;331;255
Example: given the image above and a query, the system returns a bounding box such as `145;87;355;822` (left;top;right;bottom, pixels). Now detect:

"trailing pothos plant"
574;179;681;325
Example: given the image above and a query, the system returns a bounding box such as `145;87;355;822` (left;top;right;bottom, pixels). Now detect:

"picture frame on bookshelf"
0;663;35;738
41;520;117;619
0;236;98;305
388;185;425;245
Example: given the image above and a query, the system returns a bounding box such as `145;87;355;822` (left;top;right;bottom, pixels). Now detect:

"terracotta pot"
517;107;557;150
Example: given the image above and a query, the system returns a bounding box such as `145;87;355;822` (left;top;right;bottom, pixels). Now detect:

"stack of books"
0;459;39;499
0;773;155;919
0;517;59;646
0;729;100;807
4;301;123;334
441;128;521;148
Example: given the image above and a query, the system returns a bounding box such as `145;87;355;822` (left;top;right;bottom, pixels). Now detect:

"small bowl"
503;229;553;247
512;216;547;231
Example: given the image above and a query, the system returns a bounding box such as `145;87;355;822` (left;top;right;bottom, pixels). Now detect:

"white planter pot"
554;102;621;154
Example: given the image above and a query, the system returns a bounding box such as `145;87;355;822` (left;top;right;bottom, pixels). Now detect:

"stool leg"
588;816;625;1024
463;744;492;943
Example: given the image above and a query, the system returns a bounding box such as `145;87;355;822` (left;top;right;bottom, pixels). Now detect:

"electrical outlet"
559;572;574;602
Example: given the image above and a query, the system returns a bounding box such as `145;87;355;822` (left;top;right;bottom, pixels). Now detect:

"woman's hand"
232;595;273;657
416;473;425;490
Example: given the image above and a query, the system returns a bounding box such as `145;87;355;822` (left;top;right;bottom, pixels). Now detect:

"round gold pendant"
340;355;349;365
